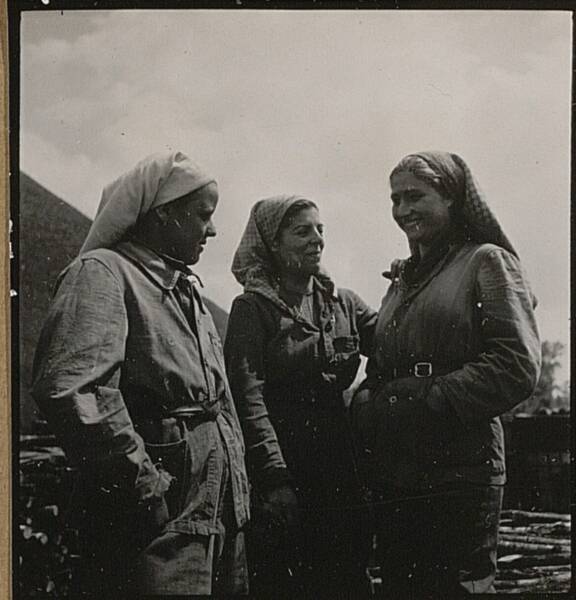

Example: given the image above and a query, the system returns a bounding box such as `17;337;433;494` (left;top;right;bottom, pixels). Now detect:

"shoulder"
336;287;364;306
453;242;521;272
229;292;273;318
334;288;376;318
79;247;131;273
57;248;125;286
231;291;264;308
461;242;516;261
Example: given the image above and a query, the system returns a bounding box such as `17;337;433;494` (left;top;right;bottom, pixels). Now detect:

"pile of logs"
19;442;79;597
496;509;571;593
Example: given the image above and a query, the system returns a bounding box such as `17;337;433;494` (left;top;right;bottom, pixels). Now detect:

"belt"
135;405;220;444
167;405;219;420
378;361;460;382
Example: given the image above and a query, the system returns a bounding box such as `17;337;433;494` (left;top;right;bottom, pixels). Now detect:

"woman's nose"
395;198;413;216
311;228;324;246
206;220;217;237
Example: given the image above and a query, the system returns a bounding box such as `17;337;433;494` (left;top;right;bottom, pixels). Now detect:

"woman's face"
273;207;324;276
390;171;453;250
157;182;219;265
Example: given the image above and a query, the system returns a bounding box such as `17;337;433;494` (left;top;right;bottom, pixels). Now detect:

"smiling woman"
390;171;453;256
225;195;378;598
351;150;541;596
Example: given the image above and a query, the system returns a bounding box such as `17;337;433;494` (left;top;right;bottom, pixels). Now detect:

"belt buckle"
414;362;433;378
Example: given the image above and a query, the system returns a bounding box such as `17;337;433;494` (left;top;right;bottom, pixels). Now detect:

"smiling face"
272;206;324;276
156;182;218;264
390;171;453;253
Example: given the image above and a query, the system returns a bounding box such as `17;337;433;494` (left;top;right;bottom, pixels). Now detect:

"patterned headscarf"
231;195;335;319
81;151;215;253
390;151;517;257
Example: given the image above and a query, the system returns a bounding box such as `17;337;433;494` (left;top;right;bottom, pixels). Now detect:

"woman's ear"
154;204;171;225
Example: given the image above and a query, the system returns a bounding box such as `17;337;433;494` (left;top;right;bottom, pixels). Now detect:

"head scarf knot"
81;151;215;253
390;151;517;257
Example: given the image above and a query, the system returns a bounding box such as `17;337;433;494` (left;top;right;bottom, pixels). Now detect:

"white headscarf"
81;151;215;253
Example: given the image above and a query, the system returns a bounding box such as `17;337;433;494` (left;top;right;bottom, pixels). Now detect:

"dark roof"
18;172;229;433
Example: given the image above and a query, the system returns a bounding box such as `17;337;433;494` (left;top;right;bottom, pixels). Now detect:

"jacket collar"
115;239;197;291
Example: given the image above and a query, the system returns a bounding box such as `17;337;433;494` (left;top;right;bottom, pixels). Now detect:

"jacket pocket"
333;334;360;356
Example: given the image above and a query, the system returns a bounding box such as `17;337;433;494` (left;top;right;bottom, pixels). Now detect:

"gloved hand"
262;484;299;529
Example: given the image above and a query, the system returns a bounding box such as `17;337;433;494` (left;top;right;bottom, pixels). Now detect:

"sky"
19;9;571;381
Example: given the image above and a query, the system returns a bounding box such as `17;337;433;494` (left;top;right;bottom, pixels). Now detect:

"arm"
224;296;291;492
31;258;169;503
428;248;541;423
344;289;378;357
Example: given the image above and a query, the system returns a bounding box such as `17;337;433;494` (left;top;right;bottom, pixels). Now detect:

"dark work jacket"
224;281;377;506
365;241;541;489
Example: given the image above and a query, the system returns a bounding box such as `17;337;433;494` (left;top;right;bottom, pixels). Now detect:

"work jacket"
360;241;541;489
32;240;250;535
225;281;376;505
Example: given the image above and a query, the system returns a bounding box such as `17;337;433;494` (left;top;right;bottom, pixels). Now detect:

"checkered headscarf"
231;195;335;319
390;151;517;257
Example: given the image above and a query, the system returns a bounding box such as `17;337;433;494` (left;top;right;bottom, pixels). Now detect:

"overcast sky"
20;9;571;380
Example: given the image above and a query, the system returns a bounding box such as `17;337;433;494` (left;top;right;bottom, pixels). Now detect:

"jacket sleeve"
429;247;541;423
343;289;378;357
224;296;292;492
31;258;167;503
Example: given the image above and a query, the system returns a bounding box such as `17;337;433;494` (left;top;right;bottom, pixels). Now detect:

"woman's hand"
352;377;459;464
262;484;299;528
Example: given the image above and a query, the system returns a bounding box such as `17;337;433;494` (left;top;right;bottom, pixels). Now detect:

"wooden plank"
498;540;566;554
497;553;571;568
500;510;571;523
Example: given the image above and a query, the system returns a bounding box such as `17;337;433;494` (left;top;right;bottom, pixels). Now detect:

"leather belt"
167;405;219;420
378;361;460;382
135;404;220;444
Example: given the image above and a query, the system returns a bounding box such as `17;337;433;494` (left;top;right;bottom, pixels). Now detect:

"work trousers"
69;418;248;596
374;483;503;598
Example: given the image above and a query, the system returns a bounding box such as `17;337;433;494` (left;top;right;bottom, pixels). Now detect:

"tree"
509;341;568;415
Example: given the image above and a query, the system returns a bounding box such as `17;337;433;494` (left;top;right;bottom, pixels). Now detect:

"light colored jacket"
32;240;249;533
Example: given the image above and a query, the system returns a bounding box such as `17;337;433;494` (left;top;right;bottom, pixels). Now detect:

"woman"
32;152;250;595
351;151;541;596
224;195;377;598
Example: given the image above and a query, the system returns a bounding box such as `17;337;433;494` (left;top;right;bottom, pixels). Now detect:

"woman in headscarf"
32;151;250;596
351;151;541;596
224;196;377;598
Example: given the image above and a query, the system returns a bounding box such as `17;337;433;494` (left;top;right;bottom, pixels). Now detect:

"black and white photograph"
8;3;572;597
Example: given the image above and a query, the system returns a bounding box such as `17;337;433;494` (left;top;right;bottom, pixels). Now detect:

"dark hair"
275;199;318;240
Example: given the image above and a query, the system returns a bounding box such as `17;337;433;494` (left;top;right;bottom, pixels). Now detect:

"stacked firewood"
496;509;571;593
19;442;80;597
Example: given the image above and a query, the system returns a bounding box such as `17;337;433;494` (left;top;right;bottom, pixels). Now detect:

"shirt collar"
116;239;203;291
